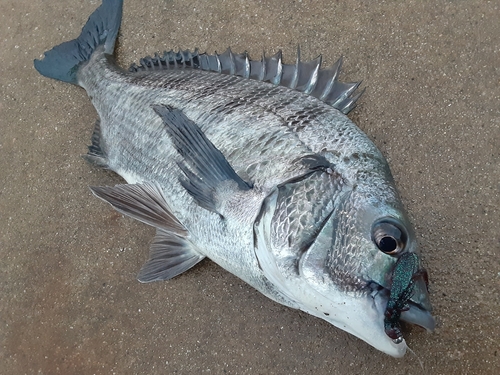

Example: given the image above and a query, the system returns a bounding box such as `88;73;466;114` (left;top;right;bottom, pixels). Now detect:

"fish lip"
402;267;436;332
369;281;435;333
400;302;436;332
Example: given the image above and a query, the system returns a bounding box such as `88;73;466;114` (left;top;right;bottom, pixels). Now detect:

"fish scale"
34;0;435;357
271;170;343;254
88;64;331;189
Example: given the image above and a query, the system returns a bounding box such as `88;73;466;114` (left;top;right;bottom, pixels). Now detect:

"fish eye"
372;220;407;255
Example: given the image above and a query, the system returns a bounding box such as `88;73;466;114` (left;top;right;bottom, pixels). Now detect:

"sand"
1;0;499;374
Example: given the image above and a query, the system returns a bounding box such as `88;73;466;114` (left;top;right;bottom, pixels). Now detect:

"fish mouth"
400;301;436;331
369;271;436;334
400;272;436;332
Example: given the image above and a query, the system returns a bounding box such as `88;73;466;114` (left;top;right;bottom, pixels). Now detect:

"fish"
34;0;435;357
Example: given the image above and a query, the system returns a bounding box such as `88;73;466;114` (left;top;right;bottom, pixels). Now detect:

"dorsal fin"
129;47;363;114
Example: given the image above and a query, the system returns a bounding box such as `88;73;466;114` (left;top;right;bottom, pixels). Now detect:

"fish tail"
34;0;123;84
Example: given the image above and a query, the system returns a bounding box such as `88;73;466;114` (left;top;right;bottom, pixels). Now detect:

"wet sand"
1;0;499;374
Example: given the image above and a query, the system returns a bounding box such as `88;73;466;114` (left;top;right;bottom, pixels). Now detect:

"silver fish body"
34;0;434;357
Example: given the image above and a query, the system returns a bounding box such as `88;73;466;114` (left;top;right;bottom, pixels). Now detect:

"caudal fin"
34;0;123;84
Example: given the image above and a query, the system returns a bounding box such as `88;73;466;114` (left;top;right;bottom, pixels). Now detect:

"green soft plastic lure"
384;252;427;343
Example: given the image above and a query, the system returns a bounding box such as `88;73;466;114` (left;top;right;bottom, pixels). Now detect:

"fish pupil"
379;236;397;253
372;219;407;255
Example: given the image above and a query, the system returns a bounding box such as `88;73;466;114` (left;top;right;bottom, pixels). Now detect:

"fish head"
306;186;435;355
255;171;435;357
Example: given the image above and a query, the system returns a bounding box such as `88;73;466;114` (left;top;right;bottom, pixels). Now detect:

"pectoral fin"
153;104;252;216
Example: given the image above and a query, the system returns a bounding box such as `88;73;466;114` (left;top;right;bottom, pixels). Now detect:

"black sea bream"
34;0;435;357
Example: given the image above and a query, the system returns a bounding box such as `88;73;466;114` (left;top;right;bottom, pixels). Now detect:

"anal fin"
82;119;109;168
137;229;205;283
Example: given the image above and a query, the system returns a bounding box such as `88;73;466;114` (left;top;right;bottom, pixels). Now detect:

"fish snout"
410;267;432;312
401;267;436;332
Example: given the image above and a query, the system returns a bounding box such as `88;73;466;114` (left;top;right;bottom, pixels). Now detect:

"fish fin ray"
34;0;123;84
218;48;236;74
90;182;187;234
264;50;283;84
82;118;109;168
137;229;205;283
130;48;362;114
152;105;251;214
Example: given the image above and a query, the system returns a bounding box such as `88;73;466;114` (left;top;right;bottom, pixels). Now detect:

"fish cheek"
324;197;397;292
299;206;367;295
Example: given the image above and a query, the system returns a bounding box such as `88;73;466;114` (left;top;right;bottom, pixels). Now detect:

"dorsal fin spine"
290;46;301;89
332;82;363;112
228;48;236;75
346;88;366;113
174;50;179;68
259;54;266;81
198;54;208;70
319;57;342;101
329;81;361;107
129;47;362;114
244;53;250;78
304;55;321;95
187;49;194;67
178;50;185;68
215;53;222;73
272;51;283;85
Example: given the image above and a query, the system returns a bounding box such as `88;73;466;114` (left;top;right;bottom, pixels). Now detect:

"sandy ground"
1;0;499;374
